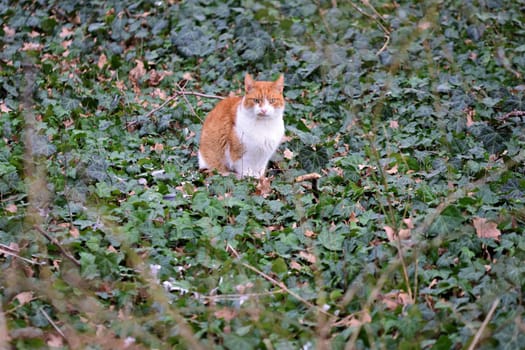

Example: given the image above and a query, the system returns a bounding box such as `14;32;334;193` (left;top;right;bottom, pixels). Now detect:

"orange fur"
198;74;285;178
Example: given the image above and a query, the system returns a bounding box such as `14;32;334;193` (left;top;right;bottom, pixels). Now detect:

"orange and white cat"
198;73;285;178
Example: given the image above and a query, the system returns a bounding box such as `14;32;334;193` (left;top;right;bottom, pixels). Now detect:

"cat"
198;73;285;178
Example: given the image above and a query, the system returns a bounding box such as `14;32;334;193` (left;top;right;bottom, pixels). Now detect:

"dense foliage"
1;0;525;349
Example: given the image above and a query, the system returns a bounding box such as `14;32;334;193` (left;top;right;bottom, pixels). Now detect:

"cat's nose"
260;108;267;114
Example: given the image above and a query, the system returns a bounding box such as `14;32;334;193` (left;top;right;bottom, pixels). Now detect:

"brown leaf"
399;228;411;240
59;26;74;38
299;251;316;264
129;60;146;86
384;225;395;241
3;25;15;37
304;229;316;238
465;107;475;127
47;334;63;348
63;118;74;128
14;291;34;306
5;203;17;213
386;164;398;175
403;217;414;229
333;312;371;327
148;69;165;86
389;120;399;129
97;53;107;69
381;290;413;310
22;42;43;51
151;143;164;153
214;308;237;321
283;148;294;160
61;39;72;50
69;225;80;238
473;217;501;240
0;101;12;113
255;177;272;198
290;260;302;270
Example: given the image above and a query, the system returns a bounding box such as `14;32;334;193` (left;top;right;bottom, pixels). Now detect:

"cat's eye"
268;98;276;104
251;98;261;104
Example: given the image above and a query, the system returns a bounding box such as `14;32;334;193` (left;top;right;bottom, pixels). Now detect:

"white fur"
197;150;208;169
233;98;284;178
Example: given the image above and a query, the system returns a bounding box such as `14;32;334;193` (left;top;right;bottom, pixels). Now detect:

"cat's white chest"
233;105;284;178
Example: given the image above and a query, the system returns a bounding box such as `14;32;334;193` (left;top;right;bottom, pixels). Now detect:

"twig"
468;298;500;350
349;1;391;55
295;173;321;182
176;82;199;121
201;289;285;301
143;94;179;119
0;302;8;349
496;110;525;121
39;307;66;339
0;246;42;265
176;90;224;100
142;87;224;121
33;225;81;267
241;262;335;318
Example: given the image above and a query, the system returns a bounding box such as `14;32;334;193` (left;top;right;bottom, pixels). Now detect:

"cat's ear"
274;74;284;93
245;73;255;93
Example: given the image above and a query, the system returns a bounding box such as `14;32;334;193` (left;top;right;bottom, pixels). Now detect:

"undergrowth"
1;0;525;349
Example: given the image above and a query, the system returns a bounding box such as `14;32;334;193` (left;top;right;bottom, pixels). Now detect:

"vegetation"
1;0;524;349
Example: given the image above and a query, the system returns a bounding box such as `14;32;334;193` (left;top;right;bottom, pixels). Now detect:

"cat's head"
242;73;285;119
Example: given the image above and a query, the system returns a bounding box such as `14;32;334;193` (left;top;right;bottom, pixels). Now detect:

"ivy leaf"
429;205;464;236
172;28;215;58
469;123;507;154
319;226;344;251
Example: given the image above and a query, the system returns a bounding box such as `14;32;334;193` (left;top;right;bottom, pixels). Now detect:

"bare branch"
39;307;66;339
468;298;500;350
33;225;81;267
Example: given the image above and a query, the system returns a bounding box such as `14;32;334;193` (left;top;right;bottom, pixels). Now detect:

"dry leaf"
465;107;475;127
61;39;72;49
418;21;432;30
381;290;413;310
389;120;399;129
22;42;43;51
5;203;17;213
283;148;294;160
151;143;164;153
63;118;74;128
384;225;396;241
255;177;272;198
333;312;371;327
473;217;501;240
399;228;411;240
97;53;107;69
14;291;34;306
59;26;74;38
148;69;165;86
1;101;12;113
403;217;414;229
47;334;63;348
304;230;316;238
290;260;302;270
386;164;398;175
129;60;146;86
299;251;316;264
214;308;237;321
3;25;15;37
